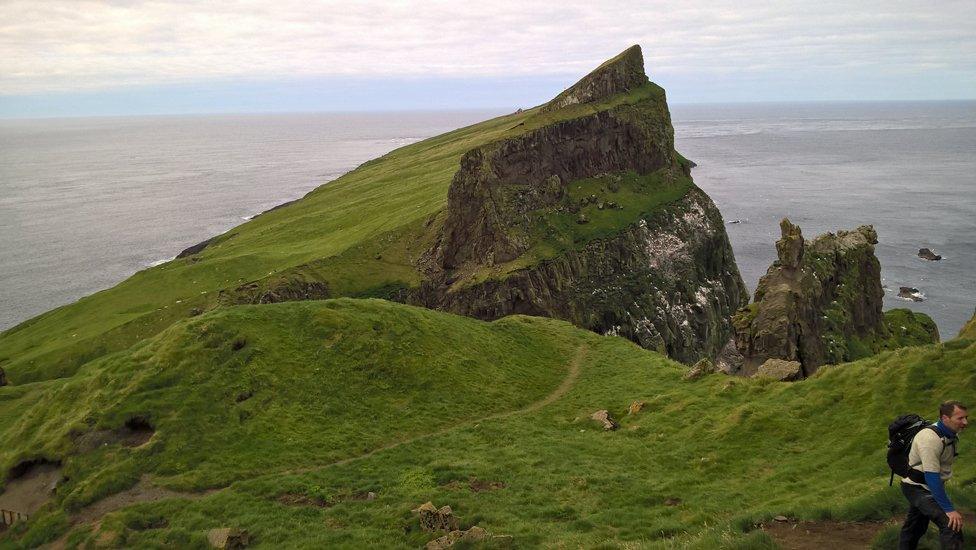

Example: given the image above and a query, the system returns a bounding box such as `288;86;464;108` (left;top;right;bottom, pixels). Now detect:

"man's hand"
946;510;964;532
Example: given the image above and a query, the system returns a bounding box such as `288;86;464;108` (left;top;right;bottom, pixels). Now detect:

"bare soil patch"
762;519;897;549
277;493;331;508
0;459;62;516
75;417;155;452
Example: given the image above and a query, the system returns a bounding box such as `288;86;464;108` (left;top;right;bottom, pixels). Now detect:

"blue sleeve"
924;471;955;512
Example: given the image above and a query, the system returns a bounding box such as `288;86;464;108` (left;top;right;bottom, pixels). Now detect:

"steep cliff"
730;219;938;376
417;46;747;363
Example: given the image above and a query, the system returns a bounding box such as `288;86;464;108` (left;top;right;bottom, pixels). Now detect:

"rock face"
415;46;747;363
542;45;647;113
731;219;885;376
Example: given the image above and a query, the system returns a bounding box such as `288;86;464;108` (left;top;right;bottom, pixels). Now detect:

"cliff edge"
416;45;747;363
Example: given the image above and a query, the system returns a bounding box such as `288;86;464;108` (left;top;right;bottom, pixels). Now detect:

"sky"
1;0;975;118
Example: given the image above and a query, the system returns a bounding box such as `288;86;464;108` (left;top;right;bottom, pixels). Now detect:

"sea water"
1;102;974;336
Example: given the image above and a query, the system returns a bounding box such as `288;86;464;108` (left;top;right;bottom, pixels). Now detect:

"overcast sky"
2;0;974;117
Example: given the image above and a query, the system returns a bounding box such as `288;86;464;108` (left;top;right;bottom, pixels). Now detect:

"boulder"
898;287;924;302
426;526;494;550
413;502;460;532
755;359;803;382
207;527;250;549
918;248;942;261
591;410;619;431
684;358;718;380
627;400;646;415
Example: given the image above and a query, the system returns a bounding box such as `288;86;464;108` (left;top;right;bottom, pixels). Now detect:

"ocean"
1;102;974;337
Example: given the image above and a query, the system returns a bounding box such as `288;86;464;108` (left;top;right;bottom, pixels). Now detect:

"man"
900;400;969;549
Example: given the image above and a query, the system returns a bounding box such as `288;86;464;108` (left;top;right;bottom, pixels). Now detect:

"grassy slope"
0;84;669;385
2;300;974;549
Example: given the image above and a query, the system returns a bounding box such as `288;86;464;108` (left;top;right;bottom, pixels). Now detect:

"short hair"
940;401;968;418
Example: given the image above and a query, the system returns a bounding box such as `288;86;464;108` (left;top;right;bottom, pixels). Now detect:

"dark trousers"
900;482;963;549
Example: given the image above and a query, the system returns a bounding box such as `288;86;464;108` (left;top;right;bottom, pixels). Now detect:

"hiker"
899;400;969;550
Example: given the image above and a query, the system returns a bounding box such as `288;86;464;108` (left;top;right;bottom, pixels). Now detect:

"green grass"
2;299;974;548
0;83;668;386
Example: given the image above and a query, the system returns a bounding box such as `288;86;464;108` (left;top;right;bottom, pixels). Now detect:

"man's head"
940;400;969;433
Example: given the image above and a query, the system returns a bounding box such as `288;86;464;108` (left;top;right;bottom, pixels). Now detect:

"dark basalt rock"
898;287;924;302
416;45;747;363
176;237;216;259
918;248;942;261
542;44;647;113
416;187;747;364
731;219;885;376
437;108;674;269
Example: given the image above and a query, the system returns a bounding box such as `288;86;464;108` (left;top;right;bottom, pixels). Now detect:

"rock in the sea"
413;502;461;532
207;527;250;549
898;287;924;302
755;359;804;382
684;357;718;380
731;219;884;376
918;248;942;261
591;410;619;431
412;45;747;364
628;400;646;415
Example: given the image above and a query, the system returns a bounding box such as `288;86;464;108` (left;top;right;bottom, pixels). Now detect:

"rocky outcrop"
437;59;673;269
542;44;647;113
684;357;719;380
416;187;746;363
0;366;6;387
591;410;619;431
731;219;886;376
414;502;461;532
412;45;747;363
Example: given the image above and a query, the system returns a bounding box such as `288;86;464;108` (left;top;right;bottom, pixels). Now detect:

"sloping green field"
0;83;668;386
2;299;974;548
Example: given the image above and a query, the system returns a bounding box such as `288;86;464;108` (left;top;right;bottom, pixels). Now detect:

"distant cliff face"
416;45;748;363
729;219;937;376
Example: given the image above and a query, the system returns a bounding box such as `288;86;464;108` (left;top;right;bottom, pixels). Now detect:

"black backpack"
887;414;934;485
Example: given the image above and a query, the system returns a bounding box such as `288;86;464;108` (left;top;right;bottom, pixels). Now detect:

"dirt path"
46;345;588;541
762;519;896;549
762;511;976;549
288;343;587;472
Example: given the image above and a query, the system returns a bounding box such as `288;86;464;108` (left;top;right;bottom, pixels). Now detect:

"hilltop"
1;299;974;548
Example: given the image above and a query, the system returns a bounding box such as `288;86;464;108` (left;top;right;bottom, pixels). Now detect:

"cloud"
1;0;974;95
